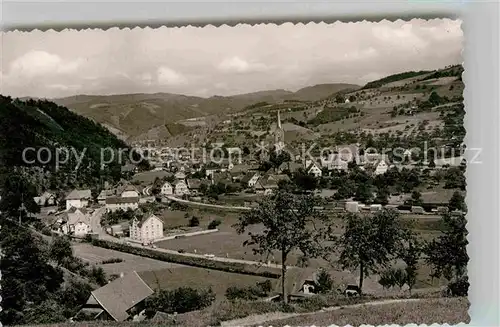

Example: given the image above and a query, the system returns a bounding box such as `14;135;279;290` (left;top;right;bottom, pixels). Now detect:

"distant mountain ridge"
52;83;360;141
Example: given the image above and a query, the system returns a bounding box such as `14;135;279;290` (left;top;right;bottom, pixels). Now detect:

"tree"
293;170;318;192
336;209;409;294
397;230;422;295
425;213;468;290
314;269;334;294
188;216;200;227
49;235;73;266
0;223;64;325
0;172;40;222
208;219;221;230
375;187;390;205
408;190;423;206
448;191;466;212
335;94;345;104
234;191;330;303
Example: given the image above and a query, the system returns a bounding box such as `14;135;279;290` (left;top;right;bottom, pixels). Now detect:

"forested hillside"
0;95;137;192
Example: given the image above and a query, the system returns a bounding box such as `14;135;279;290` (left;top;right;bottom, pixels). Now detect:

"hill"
291;83;360;101
0;95;133;192
52;84;357;141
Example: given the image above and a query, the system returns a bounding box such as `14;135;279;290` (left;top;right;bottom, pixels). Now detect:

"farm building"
61;207;91;237
106;196;139;212
78;271;154;322
65;189;91;210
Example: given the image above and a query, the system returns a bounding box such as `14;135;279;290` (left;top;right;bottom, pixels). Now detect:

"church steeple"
274;110;285;153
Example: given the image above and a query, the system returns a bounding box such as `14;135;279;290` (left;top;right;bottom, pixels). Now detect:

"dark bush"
208;219;221;230
447;276;469;297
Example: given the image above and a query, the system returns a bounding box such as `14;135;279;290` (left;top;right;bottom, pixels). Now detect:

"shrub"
447;276;469;297
298;295;328;312
208;219;221;230
188;216;200;227
101;258;124;264
144;287;215;318
314;269;334;294
90;239;280;279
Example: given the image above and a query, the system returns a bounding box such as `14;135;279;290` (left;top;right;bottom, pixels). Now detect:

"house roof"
186;178;202;189
106;196;139;205
135;214;161;228
66;189;92;200
268;174;290;183
230;164;259;174
67;207;88;215
173;179;187;187
67;209;91;226
121;164;137;172
273;267;318;296
241;172;259;184
90;271;154;322
278;161;302;172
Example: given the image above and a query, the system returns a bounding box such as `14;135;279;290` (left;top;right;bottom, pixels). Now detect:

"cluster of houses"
42;181;166;244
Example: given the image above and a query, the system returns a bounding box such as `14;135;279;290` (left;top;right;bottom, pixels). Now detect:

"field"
138;267;275;301
20;297;469;327
251;297;469;327
72;243;182;275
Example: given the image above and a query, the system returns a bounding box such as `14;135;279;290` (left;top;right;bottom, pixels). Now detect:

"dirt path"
220;298;423;327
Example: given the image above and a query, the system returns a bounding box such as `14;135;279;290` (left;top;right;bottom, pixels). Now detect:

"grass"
138;267;276;301
256;297;469;327
72;243;181;275
21;296;468;327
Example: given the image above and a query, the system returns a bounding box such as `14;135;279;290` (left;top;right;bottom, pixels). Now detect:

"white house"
160;181;174;195
241;172;260;188
130;214;164;243
174;171;186;180
174;180;190;196
105;196;139;212
120;184;140;198
374;160;389;175
62;207;91;237
34;191;57;206
306;161;323;178
65;189;92;210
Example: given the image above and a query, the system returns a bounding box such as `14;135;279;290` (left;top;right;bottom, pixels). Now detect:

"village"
0;18;470;327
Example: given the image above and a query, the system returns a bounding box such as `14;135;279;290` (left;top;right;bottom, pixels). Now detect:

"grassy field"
254;297;469;327
22;297;468;327
138;267;275;301
72;243;182;275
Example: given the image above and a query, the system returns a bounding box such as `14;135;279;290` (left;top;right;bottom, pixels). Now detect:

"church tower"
274;110;285;153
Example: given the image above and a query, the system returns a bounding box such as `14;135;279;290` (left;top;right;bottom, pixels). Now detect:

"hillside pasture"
72;243;180;275
255;297;469;327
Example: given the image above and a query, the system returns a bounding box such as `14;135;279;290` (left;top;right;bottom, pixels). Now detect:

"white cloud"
157;66;187;86
8;50;83;78
1;19;463;98
218;56;268;73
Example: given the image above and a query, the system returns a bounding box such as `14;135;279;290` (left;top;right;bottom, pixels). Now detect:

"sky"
1;19;463;99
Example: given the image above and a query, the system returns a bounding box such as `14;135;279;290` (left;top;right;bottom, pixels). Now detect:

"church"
274;110;285;153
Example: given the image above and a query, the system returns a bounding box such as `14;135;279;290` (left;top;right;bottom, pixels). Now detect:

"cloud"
156;66;187;86
218;56;268;73
8;50;83;78
1;19;463;98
